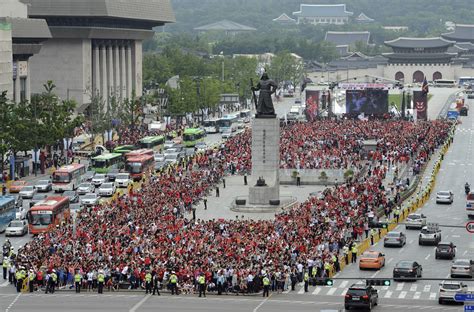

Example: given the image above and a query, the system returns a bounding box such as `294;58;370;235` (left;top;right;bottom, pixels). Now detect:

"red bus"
125;154;154;181
27;196;70;234
52;163;86;192
124;149;154;160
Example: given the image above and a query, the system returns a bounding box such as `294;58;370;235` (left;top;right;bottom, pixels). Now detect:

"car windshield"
347;289;367;296
79;183;90;188
12;181;24;186
441;283;461;290
101;183;113;188
22;186;34;191
116;174;129;179
408;215;421;220
396;261;414;268
37;180;49;185
421;228;436;234
94;174;106;180
83;194;97;200
9;221;24;227
386;232;400;237
32;194;45;200
64;191;75;196
362;253;378;258
30;214;52;226
53;172;71;183
438;191;450;196
454;260;471;266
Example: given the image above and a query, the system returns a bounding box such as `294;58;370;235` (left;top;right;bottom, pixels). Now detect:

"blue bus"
0;196;16;233
217;114;239;133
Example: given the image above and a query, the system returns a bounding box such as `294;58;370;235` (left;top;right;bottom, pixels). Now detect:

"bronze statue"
251;73;277;116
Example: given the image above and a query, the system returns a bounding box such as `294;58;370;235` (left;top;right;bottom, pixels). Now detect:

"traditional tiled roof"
355;13;374;22
384;37;455;49
455;42;474;51
20;0;176;24
442;24;474;42
293;4;353;18
272;13;296;23
325;31;370;46
194;20;256;31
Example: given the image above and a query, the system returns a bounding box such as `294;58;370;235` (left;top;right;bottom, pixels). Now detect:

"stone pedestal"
249;117;280;205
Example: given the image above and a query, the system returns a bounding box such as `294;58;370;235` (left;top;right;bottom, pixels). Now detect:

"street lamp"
220;51;224;82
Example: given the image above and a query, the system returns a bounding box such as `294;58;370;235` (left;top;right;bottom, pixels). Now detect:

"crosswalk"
292;281;442;301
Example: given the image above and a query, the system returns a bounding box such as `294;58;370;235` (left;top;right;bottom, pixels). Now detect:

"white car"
98;182;116;197
436;191;453;204
77;183;95;195
195;142;207;152
80;193;99;207
19;186;37;199
164;140;175;149
438;281;468;304
419;224;442;245
15;206;28;220
5;219;28;237
405;213;427;230
164;153;181;164
222;129;233;139
154;153;165;162
115;173;131;188
34;180;52;192
91;174;107;187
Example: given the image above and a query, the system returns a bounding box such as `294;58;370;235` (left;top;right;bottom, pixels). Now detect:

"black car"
435;241;456;260
107;168;120;182
344;283;378;311
63;190;79;203
460;106;468;116
30;194;47;208
393;260;422;281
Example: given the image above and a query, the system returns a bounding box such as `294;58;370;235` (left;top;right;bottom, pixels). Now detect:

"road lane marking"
0;281;9;287
413;292;421;299
409;240;414;244
398;248;405;254
370;271;379;278
425;254;431;260
398;291;407;299
382;286;389;291
327;288;337;296
5;293;21;312
463;250;468;256
312;287;321;295
451;228;455;233
298;287;305;294
429;292;437;300
410;284;417;292
341;288;348;296
387;258;393;264
253;294;272;312
339;281;348;289
396;283;404;291
384;291;392;298
451;235;460;238
423;285;431;292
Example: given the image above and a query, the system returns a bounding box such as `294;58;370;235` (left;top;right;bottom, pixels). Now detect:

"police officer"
198;272;206;298
145;271;152;294
49;269;57;293
15;268;23;292
342;245;349;265
370;228;377;245
351;243;358;263
74;271;82;293
97;270;105;294
2;256;9;280
394;207;400;223
262;274;270;297
169;271;178;295
152;272;161;296
303;271;309;293
28;269;36;293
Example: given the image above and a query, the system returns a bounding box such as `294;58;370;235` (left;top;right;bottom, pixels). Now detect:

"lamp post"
220;51;225;82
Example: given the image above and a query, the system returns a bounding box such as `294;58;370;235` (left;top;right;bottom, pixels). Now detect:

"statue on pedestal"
251;73;277;117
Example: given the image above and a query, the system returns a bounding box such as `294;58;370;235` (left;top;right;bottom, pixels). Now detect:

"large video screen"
345;89;389;114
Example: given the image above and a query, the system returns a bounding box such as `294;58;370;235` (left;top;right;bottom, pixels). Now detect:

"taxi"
8;180;28;193
359;251;385;270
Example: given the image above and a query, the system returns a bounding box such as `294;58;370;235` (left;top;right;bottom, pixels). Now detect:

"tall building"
0;20;13;97
21;0;175;109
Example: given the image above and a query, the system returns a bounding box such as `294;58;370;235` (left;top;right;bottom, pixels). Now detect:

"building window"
20;78;26;102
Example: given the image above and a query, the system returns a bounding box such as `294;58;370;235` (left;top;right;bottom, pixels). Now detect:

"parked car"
450;259;474;278
359;251;385;270
344;282;378;311
221;129;233;139
436;191;453;204
5;219;28;237
19;186;36;199
98;183;116;197
30;194;47;208
435;241;456;260
164;153;182;164
82;170;95;182
438;281;468;304
15;206;27;220
164;140;176;149
34;179;52;192
80;193;99;207
91;174;107;187
154;153;165;162
195;142;207;152
63;190;79;203
77;183;94;195
384;231;406;247
8;180;27;193
419;224;442;245
107;168;120;182
405;213;427;230
115;173;131;188
393;260;422;281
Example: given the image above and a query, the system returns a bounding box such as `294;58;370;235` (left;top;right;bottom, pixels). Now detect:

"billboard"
345;89;389;114
305;90;319;121
413;91;428;121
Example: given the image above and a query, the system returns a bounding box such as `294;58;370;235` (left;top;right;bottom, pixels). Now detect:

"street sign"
447;110;459;120
465;305;474;311
466;221;474;234
455;293;474;302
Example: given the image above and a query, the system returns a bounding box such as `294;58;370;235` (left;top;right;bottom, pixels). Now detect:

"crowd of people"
4;118;452;295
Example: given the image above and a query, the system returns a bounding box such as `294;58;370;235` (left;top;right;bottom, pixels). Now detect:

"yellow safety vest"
170;274;177;284
263;277;270;286
324;262;331;270
351;245;358;253
304;272;309;281
2;259;8;268
74;274;81;282
98;274;105;283
15;271;22;280
51;273;57;282
311;267;317;277
20;270;26;279
198;276;205;285
145;273;152;282
29;273;35;281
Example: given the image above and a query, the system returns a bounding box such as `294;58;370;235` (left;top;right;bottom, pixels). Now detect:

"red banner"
305;90;319;121
413;91;428;121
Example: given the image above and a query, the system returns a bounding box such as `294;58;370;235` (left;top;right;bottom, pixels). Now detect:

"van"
467;192;474;219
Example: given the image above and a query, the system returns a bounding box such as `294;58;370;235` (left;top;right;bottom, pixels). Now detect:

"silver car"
34;179;52;192
80;193;99;207
383;231;406;247
91;174;107;187
98;183;116;197
450;259;474;278
19;186;36;199
77;183;95;195
436;191;453;204
154;153;165;162
438;281;468;304
405;213;427;230
115;173;131;188
5;219;28;237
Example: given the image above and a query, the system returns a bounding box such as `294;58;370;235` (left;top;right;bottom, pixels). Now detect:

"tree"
268;52;305;87
0;92;15;175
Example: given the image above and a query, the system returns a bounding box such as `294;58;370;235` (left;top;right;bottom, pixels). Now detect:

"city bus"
124;149;154;160
458;77;474;87
239;109;252;123
27;196;70;234
433;79;457;88
0;196;16;233
113;145;137;154
90;153;123;174
217;114;239;133
125;154;155;181
138;136;165;151
183;128;206;147
203;118;220;134
52;163;87;192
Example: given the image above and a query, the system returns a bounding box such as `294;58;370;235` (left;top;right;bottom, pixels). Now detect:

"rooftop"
442;24;474;42
194;20;256;32
384;37;455;49
293;4;353;18
272;13;296;23
325;31;370;46
20;0;175;24
355;12;374;22
6;17;51;39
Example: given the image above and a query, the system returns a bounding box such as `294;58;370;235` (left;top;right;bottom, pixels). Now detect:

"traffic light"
325;279;334;286
366;279;391;286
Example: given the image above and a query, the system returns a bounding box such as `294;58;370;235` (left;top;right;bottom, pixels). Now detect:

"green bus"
183;128;205;147
90;153;123;173
138;135;165;151
113;145;137;154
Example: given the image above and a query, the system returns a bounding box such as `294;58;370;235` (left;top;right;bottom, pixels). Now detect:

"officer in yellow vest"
15;268;23;292
97;270;105;294
74;271;82;293
169;271;178;295
2;256;9;280
50;270;57;294
394;207;400;223
28;269;36;293
262;274;270;297
324;261;332;277
370;228;377;245
145;271;152;294
198;272;206;298
303;271;309;293
351;243;358;263
311;266;317;278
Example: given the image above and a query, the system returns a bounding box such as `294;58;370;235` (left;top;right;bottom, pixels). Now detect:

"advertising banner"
305;90;319;121
345;89;389;114
413;91;428;121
